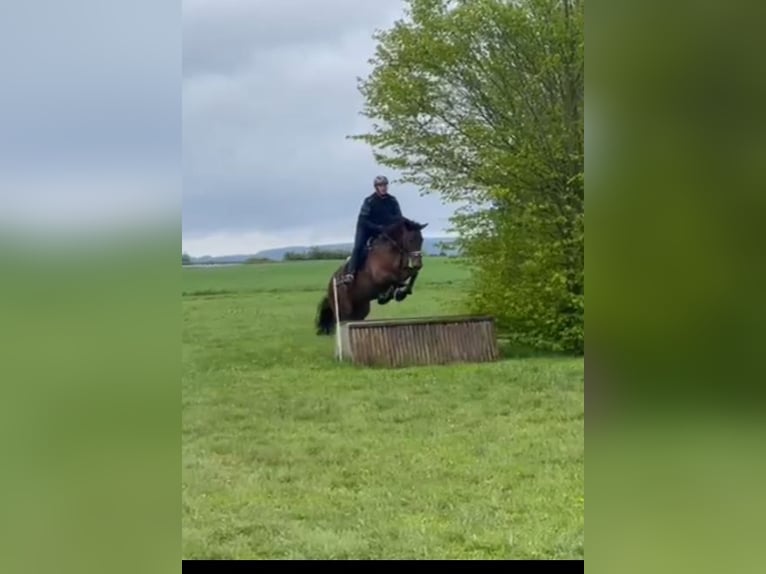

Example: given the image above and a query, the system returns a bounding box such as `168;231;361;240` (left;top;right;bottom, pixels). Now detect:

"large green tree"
353;0;584;353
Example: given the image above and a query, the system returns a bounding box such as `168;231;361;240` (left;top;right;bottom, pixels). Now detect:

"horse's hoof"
394;288;411;302
377;295;392;305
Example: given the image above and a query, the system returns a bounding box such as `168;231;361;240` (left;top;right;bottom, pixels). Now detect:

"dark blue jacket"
356;192;402;236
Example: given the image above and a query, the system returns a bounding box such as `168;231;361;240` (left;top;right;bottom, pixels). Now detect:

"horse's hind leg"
337;289;354;322
350;300;370;321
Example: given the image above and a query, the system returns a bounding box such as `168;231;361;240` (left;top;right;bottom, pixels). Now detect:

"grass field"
182;258;584;559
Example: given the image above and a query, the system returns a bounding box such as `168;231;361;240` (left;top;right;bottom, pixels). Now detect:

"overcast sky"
0;0;180;239
182;0;456;257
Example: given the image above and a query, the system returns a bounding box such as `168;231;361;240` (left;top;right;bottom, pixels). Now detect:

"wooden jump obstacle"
336;315;500;367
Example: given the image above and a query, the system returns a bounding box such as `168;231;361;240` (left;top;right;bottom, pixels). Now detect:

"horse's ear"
418;222;429;230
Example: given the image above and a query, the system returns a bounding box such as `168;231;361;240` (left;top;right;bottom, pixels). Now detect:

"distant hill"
254;236;459;261
186;254;253;265
185;236;459;265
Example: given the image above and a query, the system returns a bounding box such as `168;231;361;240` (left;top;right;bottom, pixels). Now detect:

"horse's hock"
338;315;500;367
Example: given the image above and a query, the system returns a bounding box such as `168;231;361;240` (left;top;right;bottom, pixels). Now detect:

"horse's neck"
378;228;406;248
370;237;398;259
369;242;408;280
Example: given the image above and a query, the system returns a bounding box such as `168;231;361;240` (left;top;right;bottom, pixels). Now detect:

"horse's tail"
315;294;335;335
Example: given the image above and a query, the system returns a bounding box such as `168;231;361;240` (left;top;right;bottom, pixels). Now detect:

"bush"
353;0;584;353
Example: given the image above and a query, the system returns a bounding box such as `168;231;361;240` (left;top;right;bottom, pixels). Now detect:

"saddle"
343;237;376;269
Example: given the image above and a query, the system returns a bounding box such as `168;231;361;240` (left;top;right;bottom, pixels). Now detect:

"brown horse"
315;218;428;335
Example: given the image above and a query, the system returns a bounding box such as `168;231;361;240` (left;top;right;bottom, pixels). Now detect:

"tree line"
283;247;352;261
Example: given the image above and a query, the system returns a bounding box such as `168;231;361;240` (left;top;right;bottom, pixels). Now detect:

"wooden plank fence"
338;315;500;367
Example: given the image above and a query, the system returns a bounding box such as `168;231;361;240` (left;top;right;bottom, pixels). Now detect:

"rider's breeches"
347;229;370;272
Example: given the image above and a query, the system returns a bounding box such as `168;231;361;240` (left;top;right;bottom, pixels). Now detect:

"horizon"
182;232;459;260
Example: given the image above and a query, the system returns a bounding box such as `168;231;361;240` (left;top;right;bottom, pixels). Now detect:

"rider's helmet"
373;175;389;187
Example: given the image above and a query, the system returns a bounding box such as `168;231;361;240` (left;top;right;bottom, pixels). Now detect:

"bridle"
379;231;422;270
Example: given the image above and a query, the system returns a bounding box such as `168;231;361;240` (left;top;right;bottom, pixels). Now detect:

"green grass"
182;257;584;559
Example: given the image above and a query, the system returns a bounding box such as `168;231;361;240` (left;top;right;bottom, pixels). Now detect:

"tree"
352;0;583;353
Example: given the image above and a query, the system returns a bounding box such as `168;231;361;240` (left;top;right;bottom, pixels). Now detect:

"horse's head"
382;217;428;270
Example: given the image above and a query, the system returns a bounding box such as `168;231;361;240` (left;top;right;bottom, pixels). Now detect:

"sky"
181;0;457;257
0;0;180;240
0;0;455;253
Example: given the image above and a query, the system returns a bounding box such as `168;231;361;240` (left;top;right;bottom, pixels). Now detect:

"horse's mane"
382;217;424;237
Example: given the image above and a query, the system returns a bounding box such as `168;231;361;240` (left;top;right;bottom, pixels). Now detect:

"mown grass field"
182;258;584;559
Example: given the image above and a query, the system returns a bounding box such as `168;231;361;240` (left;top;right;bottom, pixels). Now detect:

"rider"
340;175;403;284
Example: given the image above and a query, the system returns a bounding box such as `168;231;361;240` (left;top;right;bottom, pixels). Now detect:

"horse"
315;217;428;335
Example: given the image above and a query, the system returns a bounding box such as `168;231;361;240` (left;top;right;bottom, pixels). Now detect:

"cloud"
182;0;456;256
0;1;456;255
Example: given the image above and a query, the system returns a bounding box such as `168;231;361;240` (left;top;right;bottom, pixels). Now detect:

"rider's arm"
358;198;384;233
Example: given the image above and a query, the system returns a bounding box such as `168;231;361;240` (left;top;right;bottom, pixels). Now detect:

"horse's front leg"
394;270;419;302
377;283;396;305
405;270;420;294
